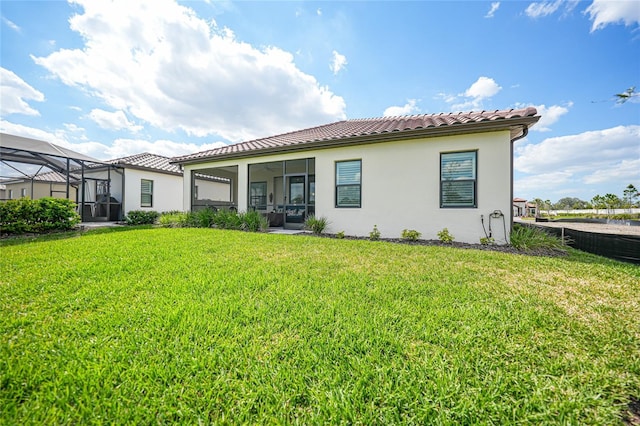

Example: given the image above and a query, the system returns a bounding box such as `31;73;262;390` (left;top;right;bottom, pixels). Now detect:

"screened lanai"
186;158;316;230
0;133;124;222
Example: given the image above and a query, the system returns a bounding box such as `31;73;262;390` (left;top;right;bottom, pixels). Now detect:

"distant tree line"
532;184;639;215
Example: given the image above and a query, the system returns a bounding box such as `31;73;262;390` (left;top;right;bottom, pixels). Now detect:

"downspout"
509;124;529;237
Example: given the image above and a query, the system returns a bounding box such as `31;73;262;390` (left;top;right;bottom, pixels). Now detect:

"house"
1;170;81;202
77;152;231;220
513;198;527;217
172;108;540;244
96;152;230;215
1;132;230;221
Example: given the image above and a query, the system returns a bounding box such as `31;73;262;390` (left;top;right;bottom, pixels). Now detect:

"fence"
522;222;640;264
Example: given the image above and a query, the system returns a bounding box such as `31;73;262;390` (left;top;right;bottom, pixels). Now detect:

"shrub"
510;223;567;252
212;209;243;230
0;197;80;234
401;229;421;241
158;212;189;227
480;236;495;245
125;210;159;225
239;210;268;232
369;225;381;241
304;215;329;235
437;228;454;244
336;231;345;239
186;208;218;228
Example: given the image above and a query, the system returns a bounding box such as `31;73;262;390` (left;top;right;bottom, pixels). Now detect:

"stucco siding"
312;130;512;243
124;169;183;213
2;182;78;201
194;178;230;202
183;130;513;244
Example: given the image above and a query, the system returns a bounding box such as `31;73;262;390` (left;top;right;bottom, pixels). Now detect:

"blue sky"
1;0;638;202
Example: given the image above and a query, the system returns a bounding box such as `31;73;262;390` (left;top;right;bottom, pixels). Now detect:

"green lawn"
1;228;639;424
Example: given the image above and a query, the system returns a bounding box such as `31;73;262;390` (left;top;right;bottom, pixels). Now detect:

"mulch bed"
304;233;568;258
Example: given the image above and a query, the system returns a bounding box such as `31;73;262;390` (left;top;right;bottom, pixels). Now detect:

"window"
250;181;267;209
141;179;153;207
8;189;13;199
336;160;361;208
21;188;27;198
440;151;477;208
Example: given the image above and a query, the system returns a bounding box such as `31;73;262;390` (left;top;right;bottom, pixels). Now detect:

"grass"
1;228;639;424
510;223;568;251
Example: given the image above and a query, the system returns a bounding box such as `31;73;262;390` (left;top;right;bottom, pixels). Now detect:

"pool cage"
1;133;124;222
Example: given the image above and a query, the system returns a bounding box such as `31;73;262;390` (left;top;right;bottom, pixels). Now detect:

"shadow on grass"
564;247;640;269
0;225;151;247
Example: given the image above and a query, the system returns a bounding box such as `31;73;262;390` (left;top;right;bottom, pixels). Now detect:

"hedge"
0;197;81;235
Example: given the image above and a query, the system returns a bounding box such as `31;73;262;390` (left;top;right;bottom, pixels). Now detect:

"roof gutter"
510;123;529;143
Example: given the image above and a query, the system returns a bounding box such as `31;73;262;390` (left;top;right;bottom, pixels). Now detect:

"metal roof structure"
1;133;104;174
1;133;124;222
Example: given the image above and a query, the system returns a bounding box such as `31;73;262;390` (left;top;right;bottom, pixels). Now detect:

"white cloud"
515;125;640;175
529;102;572;131
583;158;640;184
515;170;574;194
106;138;227;159
317;8;322;16
31;0;346;143
0;120;110;160
485;2;500;18
383;99;420;117
330;50;347;75
465;76;502;99
525;0;563;18
0;67;45;116
0;119;225;161
585;0;640;32
88;109;143;132
446;76;502;111
2;17;21;32
514;125;640;199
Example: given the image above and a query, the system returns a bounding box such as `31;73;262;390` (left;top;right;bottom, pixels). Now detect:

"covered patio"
188;158;316;229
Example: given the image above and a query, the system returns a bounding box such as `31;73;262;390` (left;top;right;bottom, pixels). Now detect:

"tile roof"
0;170;81;184
110;152;182;174
172;107;539;164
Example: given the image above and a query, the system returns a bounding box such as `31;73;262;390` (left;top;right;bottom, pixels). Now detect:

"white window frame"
440;151;477;208
335;159;361;208
141;179;153;208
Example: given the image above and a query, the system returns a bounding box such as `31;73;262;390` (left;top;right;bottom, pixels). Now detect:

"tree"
623;184;639;209
553;197;588;210
591;195;606;215
599;193;622;217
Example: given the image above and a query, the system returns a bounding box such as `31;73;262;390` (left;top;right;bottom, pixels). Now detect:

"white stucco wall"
2;182;78;201
123;169;183;213
194;178;230;202
182;130;513;244
315;131;512;243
